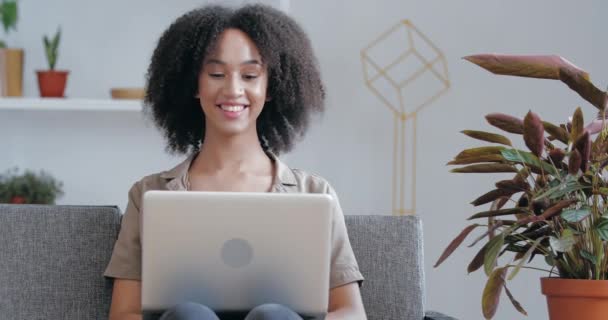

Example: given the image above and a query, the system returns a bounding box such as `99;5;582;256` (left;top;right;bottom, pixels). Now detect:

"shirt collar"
160;151;297;191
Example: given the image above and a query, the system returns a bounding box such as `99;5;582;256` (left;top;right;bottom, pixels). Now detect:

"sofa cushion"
346;215;425;320
0;204;121;320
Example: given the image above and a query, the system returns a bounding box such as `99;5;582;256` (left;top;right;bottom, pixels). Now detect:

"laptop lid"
141;190;332;317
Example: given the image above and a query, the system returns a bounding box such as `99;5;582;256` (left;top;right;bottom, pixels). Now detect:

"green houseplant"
0;168;64;204
36;27;69;97
0;0;23;96
434;54;608;320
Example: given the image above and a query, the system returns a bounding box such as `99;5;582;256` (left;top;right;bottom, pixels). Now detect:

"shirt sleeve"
103;181;143;280
325;183;365;289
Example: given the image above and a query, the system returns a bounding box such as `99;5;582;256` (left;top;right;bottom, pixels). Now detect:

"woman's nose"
224;76;244;97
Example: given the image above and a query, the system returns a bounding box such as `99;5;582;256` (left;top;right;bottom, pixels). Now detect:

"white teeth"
220;105;245;112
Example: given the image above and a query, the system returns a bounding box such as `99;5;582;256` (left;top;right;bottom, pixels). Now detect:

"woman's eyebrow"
204;59;262;66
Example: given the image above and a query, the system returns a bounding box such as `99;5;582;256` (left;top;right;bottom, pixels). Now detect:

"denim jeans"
158;302;306;320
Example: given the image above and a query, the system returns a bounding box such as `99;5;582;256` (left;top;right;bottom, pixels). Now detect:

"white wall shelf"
0;98;143;112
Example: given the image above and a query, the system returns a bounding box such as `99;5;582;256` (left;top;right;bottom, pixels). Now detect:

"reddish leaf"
485;113;524;134
573;131;591;172
461;130;512;146
451;164;517;173
468;244;487;274
468;221;504;248
523;111;545;157
468;208;529;220
504;284;528;316
571;107;584;143
447;155;504;165
464;54;606;111
543;121;569;144
568;149;581;175
434;224;481;268
471;189;516;206
540;199;578;220
482;267;507;319
548;148;566;164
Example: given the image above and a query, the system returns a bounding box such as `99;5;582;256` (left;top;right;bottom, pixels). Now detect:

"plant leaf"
503;284;528;316
500;149;557;175
540;199;577;220
571;107;584;143
468;244;487;274
452;164;517;173
596;220;608;241
461;130;512;146
533;176;586;201
561;207;591;223
434;224;481;268
484;234;505;276
464;54;607;111
468;221;504;248
485;113;524;134
523;111;545;157
508;237;544;280
543;121;569;144
482;267;507;319
580;250;598;265
468;208;529;220
447;155;505;165
549;229;575;252
471;189;516;207
1;1;17;34
454;146;507;159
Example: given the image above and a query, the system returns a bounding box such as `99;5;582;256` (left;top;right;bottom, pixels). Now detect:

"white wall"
2;0;606;319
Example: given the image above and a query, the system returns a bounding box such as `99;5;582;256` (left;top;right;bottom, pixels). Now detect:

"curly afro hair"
144;4;325;156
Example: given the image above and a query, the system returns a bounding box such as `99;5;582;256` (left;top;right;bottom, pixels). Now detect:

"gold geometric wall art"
361;20;450;215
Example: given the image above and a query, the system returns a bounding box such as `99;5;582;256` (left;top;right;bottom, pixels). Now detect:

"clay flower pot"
36;70;69;97
541;277;608;320
10;196;26;204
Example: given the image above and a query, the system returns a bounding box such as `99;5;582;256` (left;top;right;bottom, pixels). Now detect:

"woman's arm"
326;282;367;320
108;279;143;320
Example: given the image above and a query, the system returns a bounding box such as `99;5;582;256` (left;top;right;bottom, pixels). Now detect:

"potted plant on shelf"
36;27;69;97
0;0;23;97
0;167;64;204
434;54;608;320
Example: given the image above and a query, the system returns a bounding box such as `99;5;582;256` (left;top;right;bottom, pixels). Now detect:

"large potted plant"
0;0;23;96
36;27;69;97
0;168;64;204
434;54;608;320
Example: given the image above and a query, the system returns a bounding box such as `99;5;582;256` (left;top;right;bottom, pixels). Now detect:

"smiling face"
197;28;269;140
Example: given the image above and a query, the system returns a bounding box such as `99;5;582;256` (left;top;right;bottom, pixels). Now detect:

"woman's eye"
209;73;224;78
243;74;258;80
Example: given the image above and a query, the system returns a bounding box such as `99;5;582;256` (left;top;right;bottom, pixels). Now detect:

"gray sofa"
0;204;455;320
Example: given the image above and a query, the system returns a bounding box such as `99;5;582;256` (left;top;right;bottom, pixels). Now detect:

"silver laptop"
141;190;333;318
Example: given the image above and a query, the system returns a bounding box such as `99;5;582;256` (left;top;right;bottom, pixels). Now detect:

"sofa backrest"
0;205;425;320
346;215;425;320
0;204;121;320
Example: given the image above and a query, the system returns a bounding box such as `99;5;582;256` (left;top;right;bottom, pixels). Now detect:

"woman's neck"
191;131;271;174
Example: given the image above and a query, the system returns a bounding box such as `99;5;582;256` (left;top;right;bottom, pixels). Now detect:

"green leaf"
543;121;569;144
482;267;507;320
461;130;512;146
549;229;575;252
580;250;598;265
0;39;5;48
533;176;585;201
508;237;544;280
447;155;504;165
500;149;557;175
484;234;505;276
596;220;608;241
0;1;17;34
561;207;591;223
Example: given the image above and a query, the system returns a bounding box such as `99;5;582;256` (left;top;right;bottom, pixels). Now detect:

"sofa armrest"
424;310;458;320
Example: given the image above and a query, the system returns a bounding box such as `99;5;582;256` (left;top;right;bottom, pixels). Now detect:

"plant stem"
506;264;560;275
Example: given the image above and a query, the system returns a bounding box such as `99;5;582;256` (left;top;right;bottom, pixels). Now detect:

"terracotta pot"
0;48;24;96
36;70;69;97
541;277;608;320
10;196;26;204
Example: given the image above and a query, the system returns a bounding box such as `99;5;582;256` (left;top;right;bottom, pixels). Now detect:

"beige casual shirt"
104;153;364;289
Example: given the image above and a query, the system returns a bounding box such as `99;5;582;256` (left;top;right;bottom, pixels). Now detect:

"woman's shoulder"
285;167;336;194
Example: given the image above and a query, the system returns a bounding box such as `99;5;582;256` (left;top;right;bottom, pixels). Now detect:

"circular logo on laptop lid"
221;238;253;268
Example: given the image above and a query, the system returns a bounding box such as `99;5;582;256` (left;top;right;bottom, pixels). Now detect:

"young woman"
104;4;366;320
